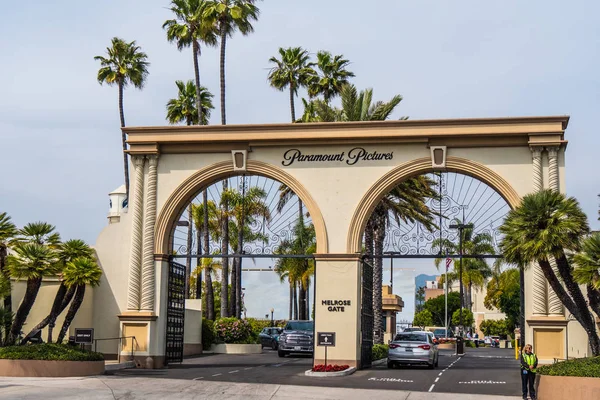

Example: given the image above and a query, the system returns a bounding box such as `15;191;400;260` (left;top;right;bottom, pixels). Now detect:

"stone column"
141;155;159;312
127;155;146;311
531;147;547;316
546;146;564;316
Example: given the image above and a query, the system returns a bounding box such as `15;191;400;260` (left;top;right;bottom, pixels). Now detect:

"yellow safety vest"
523;353;537;373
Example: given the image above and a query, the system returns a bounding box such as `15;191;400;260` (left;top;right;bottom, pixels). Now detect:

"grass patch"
0;343;104;361
537;357;600;378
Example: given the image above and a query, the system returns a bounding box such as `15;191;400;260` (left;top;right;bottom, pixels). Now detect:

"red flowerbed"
312;364;350;372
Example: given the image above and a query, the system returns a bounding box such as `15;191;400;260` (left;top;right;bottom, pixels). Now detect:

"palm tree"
571;232;600;320
500;189;600;355
167;80;215;126
6;243;59;344
267;47;316;122
191;200;220;320
22;240;94;343
164;0;218;125
57;257;102;343
0;212;17;339
16;222;61;247
222;186;271;317
308;51;355;103
204;0;260;125
433;223;495;310
94;37;150;199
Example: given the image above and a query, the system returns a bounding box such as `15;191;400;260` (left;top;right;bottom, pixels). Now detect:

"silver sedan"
387;332;439;369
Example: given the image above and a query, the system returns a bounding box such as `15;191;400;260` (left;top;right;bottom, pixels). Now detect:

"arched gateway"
93;116;577;368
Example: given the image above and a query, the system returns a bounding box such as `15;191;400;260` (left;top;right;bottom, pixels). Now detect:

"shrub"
372;344;388;360
465;340;476;348
312;364;349;372
479;319;510;337
538;356;600;377
202;318;215;350
246;318;287;336
213;317;254;344
0;343;104;361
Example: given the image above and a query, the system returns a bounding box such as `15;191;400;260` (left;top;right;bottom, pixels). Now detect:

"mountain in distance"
415;273;438;291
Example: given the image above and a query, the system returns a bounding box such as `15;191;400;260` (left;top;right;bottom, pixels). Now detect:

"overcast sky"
2;0;599;320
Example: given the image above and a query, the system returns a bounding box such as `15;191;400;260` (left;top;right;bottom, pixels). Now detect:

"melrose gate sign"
88;116;575;369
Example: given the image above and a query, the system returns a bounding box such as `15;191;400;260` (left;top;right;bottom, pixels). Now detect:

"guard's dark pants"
521;370;536;399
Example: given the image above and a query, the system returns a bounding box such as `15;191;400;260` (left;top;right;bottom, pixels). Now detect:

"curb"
304;367;356;377
372;358;387;366
105;361;136;371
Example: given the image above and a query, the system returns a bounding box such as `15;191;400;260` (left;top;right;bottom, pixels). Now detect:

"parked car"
278;320;314;357
432;328;454;340
258;327;282;350
403;327;422;332
411;330;438;345
388;332;439;369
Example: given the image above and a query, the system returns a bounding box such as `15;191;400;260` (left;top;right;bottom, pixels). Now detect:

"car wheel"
278;350;286;358
428;361;435;369
387;360;394;369
271;340;278;350
435;356;439;367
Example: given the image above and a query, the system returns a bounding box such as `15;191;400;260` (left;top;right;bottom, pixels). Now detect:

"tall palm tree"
204;0;260;125
308;51;355;103
57;257;102;343
191;200;219;320
17;222;61;247
267;47;316;122
222;186;271;317
22;240;94;343
167;80;215;126
433;223;495;310
500;189;600;355
571;232;600;320
6;243;59;344
164;0;218;125
95;37;149;199
0;212;17;338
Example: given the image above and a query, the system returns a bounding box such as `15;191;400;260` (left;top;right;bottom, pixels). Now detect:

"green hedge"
0;343;104;361
538;356;600;378
372;344;388;360
245;318;287;336
202;318;215;350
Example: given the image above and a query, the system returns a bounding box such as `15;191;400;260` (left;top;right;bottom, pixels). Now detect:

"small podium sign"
317;332;336;346
74;328;94;344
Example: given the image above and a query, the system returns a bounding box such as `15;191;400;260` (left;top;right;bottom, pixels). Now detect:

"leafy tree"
167;80;214;125
308;51;355;103
500;189;600;355
204;0;260;125
479;319;509;337
267;47;316;122
451;308;474;328
413;309;433;328
163;0;218;125
94;37;149;199
572;232;600;289
6;243;59;344
484;268;520;332
415;286;425;313
0;212;17;341
56;257;102;343
422;291;460;327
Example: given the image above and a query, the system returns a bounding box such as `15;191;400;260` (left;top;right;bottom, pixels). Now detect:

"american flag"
445;257;452;272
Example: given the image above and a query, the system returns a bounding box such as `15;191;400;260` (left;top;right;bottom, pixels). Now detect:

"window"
394;333;428;342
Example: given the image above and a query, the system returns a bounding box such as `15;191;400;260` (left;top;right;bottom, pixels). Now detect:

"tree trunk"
118;81;129;200
9;277;42;345
0;245;12;342
186;204;193;298
202;189;213;320
468;281;473;312
57;285;86;344
195;226;202;300
236;192;245;319
298;285;306;320
293;282;298;320
20;283;74;344
372;207;385;345
364;219;374;266
587;285;600;319
219;24;227;125
229;257;237;317
305;277;310;320
221;179;229;317
288;281;293;320
192;41;204;125
289;85;296;122
519;265;525;351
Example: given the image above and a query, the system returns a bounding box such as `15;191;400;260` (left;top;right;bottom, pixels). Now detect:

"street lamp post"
270;308;274;326
449;222;473;356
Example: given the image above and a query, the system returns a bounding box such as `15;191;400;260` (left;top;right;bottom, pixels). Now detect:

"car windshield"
285;321;313;331
394;333;428;342
433;329;446;335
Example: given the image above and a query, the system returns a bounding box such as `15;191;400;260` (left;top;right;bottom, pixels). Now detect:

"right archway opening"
360;171;513;367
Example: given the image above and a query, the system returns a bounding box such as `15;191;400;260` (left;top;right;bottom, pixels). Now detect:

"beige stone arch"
346;156;522;253
154;159;328;256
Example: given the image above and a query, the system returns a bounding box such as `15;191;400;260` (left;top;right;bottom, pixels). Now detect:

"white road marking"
229;370;239;374
438;372;443;376
244;367;253;370
192;377;204;380
459;380;506;384
428;384;435;392
368;377;413;383
435;377;439;383
212;373;222;377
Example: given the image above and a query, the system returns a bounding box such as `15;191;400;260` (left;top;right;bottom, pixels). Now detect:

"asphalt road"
109;347;521;397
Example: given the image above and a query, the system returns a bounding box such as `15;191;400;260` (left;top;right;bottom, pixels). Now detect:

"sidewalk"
0;376;522;400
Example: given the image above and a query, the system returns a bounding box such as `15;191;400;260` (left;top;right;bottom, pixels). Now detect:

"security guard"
520;344;538;400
